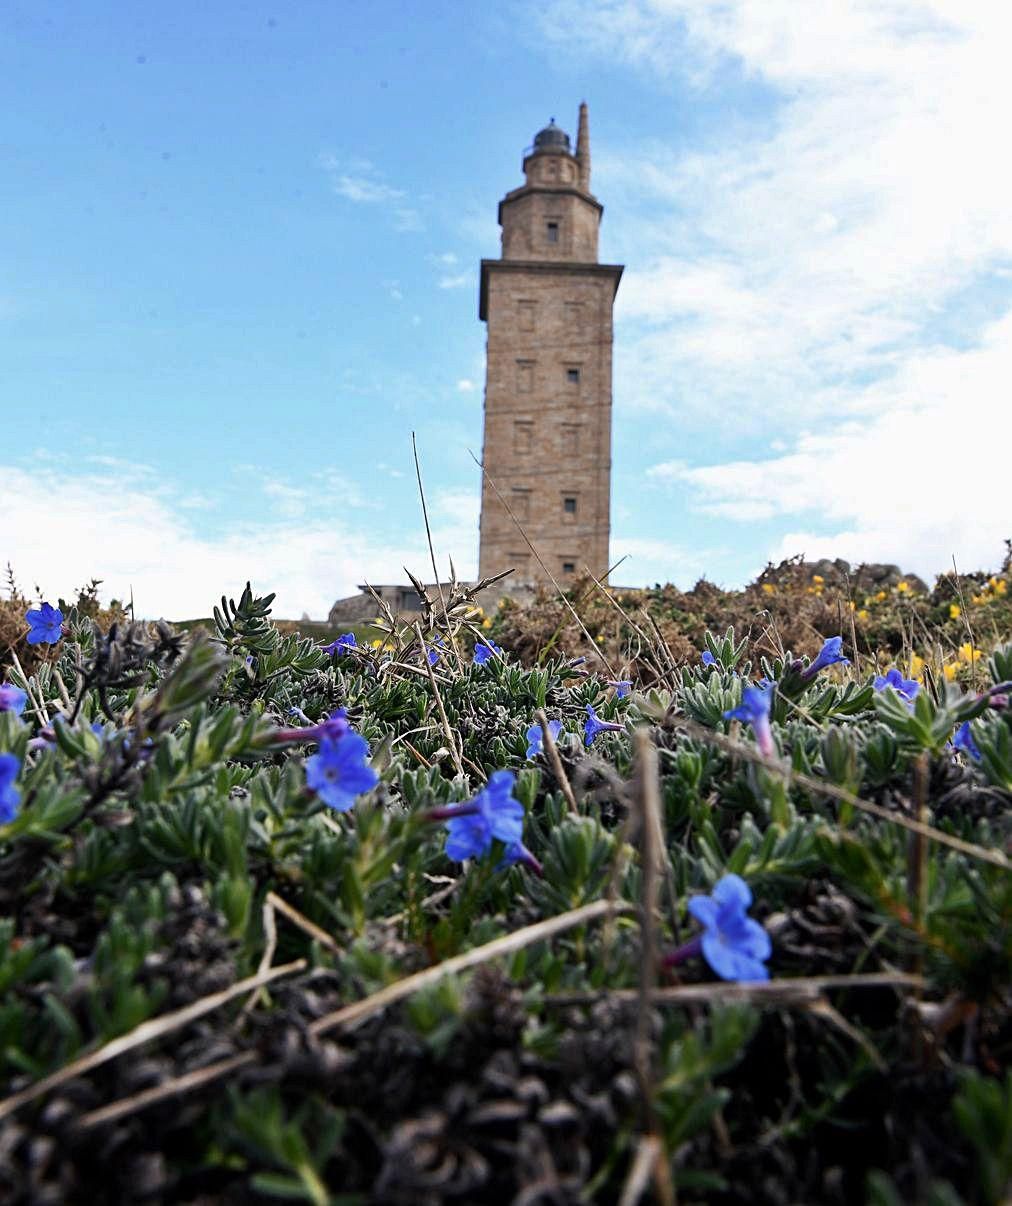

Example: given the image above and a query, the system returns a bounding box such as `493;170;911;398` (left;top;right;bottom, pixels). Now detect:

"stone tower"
478;104;623;586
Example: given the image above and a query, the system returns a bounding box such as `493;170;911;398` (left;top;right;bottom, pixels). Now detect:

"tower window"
562;561;576;574
566;367;581;385
561;423;581;454
518;300;536;332
563;497;577;514
513;420;533;454
511;488;531;520
516;360;534;393
546;221;559;243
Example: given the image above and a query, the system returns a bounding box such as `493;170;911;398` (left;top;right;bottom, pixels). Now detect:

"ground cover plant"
0;569;1010;1204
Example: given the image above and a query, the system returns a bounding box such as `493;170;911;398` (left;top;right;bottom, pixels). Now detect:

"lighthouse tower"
477;103;623;585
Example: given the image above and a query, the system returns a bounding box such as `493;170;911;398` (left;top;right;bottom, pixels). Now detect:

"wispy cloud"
2;458;475;619
438;272;471;290
535;1;1012;415
533;0;1012;579
318;153;422;231
650;311;1012;578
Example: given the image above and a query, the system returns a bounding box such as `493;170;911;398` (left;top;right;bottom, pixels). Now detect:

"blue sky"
3;1;1011;618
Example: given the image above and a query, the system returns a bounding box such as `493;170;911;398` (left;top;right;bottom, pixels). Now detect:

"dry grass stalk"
8;648;49;725
73;899;636;1131
415;621;468;781
0;958;307;1122
236;896;279;1022
309;897;634;1038
631;729;677;1206
411;432;465;673
79;1052;255;1131
667;714;1009;870
619;1133;665;1206
544;971;924;1008
535;706;579;817
266;890;343;955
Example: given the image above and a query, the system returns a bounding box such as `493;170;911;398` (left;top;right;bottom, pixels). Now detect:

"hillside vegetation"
0;563;1009;1203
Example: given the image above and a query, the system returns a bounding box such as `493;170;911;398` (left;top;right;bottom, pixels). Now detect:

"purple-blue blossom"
665;874;771;982
473;639;502;666
689;874;771;981
430;770;525;862
952;722;982;762
724;681;776;759
426;636;445;667
305;731;378;812
701;651;716;667
0;684;27;716
25;603;63;646
609;679;632;698
526;719;563;759
873;667;920;706
323;632;356;656
583;704;623;747
0;753;21;824
495;840;543;876
800;636;849;681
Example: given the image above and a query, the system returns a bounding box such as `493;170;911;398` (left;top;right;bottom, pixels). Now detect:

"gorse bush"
0;574;1009;1203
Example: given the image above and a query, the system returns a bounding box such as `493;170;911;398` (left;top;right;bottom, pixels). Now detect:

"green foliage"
0;582;1008;1202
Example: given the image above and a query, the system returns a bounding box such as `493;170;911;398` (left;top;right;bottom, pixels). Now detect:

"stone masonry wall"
478;261;619;585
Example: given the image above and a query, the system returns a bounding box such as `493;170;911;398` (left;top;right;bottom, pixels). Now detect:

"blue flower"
473;639;502;666
0;684;27;716
688;874;771;982
701;651;716;667
873;667;920;706
0;753;21;824
495;840;543;876
526;719;562;759
305;731;378;812
800;636;849;681
426;636;444;667
25;603;63;645
323;632;356;656
724;681;776;759
952;722;982;762
441;770;524;862
609;679;632;698
583;704;624;747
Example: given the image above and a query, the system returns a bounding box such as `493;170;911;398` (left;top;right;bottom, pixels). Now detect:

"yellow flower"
875;590;887;602
996;579;1008;595
761;583;776;595
971;594;985;606
595;634;605;644
812;574;824;584
989;577;999;590
857;609;869;621
847;601;856;612
949;603;961;619
943;664;958;681
957;642;982;664
482;617;492;629
896;581;909;594
370;639;382;649
908;652;924;678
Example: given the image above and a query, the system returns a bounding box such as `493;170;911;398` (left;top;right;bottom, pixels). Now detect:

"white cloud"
535;1;1012;422
318;153;421;231
456;378;476;392
438;272;472;290
609;536;718;587
1;461;477;620
658;311;1012;579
